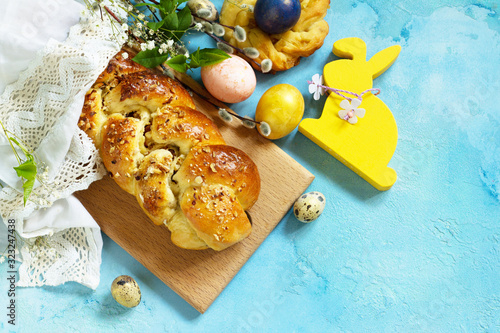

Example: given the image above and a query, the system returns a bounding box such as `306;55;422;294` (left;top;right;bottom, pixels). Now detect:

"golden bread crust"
151;105;225;155
100;114;145;194
135;150;177;225
180;185;251;251
104;70;195;114
174;145;260;210
79;50;260;251
174;144;260;251
220;0;330;71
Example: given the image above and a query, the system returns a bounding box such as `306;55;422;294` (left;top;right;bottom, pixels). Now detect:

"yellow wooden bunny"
299;37;401;191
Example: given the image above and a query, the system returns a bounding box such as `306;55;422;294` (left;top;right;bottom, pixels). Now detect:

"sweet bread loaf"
78;51;260;251
220;0;330;71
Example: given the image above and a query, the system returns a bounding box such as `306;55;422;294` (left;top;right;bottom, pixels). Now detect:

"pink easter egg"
201;54;256;103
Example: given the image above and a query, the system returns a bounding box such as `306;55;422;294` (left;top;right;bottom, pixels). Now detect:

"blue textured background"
1;0;500;332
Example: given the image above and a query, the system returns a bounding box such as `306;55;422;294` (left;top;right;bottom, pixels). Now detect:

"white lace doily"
0;7;122;289
18;227;101;288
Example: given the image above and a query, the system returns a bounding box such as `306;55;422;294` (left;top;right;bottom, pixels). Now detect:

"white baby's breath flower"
194;22;203;31
140;43;147;51
159;48;164;54
138;13;146;20
136;22;143;29
121;23;128;31
147;40;155;50
128;5;134;11
167;40;174;47
133;29;142;37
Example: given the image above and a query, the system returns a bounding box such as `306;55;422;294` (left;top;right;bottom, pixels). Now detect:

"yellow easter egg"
255;84;304;139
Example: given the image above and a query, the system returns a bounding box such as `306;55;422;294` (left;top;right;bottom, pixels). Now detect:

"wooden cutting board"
75;74;314;313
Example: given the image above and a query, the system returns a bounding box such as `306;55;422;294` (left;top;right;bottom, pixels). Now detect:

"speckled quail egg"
111;275;141;308
293;191;326;223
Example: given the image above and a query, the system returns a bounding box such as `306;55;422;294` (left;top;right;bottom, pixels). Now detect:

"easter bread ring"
220;0;330;72
78;50;260;251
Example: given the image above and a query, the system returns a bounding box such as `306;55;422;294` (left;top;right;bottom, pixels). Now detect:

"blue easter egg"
253;0;301;35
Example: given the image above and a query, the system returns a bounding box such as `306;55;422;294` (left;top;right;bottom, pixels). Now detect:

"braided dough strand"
220;0;330;71
79;51;260;251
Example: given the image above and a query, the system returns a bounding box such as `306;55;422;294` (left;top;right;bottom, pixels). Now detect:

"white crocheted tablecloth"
0;0;124;289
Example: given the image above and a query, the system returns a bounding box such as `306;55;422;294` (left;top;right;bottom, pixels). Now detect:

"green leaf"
189;48;231;68
22;177;35;206
177;6;192;31
147;19;165;31
133;49;170;68
160;0;177;14
189;48;202;68
167;55;188;73
13;156;37;206
13;158;37;180
163;12;179;31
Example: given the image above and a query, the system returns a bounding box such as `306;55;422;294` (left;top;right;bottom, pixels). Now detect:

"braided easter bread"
220;0;330;71
78;50;260;251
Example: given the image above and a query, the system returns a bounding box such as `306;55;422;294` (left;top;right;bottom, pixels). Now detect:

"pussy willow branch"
228;111;261;124
157;63;261;125
190;12;234;30
206;32;262;70
103;1;263;70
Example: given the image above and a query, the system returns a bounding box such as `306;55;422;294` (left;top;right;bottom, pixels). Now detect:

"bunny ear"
333;37;367;61
367;45;401;79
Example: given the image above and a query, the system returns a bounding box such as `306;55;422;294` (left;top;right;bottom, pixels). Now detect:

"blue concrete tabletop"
1;0;500;332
